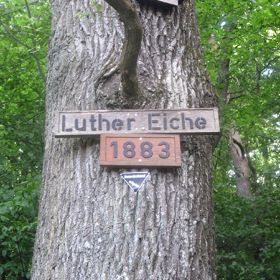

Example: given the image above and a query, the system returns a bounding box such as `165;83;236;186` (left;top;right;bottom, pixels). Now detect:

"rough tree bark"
229;129;252;198
32;0;218;279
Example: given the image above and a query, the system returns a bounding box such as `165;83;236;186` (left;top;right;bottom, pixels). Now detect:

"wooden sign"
55;108;219;137
100;134;181;167
156;0;178;5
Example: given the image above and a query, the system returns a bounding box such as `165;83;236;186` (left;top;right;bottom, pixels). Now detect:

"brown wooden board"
100;134;181;167
55;108;220;137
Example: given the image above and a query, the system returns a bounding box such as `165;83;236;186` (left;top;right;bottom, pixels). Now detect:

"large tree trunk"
32;1;217;279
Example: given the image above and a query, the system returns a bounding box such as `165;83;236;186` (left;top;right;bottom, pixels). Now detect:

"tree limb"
229;129;252;198
104;0;143;97
23;0;46;83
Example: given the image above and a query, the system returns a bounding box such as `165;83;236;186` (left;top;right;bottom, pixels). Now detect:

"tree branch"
104;0;143;97
226;94;245;104
23;0;46;83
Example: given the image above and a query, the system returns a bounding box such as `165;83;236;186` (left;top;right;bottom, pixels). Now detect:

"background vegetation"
0;0;279;279
0;1;49;278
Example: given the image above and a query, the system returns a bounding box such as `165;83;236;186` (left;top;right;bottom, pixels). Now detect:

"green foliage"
0;0;278;279
91;0;103;13
0;176;40;279
0;0;50;278
197;0;280;278
215;186;280;280
197;0;280;190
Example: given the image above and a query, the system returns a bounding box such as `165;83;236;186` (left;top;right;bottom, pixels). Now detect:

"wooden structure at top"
156;0;178;5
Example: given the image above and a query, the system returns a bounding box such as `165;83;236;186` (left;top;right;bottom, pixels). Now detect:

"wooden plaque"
55;108;220;137
100;134;181;167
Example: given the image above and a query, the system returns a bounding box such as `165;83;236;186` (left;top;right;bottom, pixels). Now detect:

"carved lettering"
75;119;86;131
112;119;124;131
89;115;97;131
148;113;161;130
181;113;194;129
98;114;110;131
127;118;135;130
56;109;219;137
170;117;179;129
195;117;207;129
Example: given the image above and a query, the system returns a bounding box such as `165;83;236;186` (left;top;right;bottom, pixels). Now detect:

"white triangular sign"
120;172;149;192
